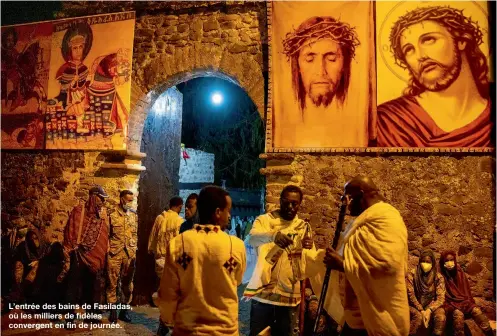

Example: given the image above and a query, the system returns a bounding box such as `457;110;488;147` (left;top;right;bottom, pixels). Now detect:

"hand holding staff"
312;195;349;335
299;222;313;336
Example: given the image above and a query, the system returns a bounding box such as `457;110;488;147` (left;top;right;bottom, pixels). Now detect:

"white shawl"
306;202;409;336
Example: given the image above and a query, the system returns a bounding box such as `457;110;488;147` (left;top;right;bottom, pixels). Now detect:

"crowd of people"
1;178;494;336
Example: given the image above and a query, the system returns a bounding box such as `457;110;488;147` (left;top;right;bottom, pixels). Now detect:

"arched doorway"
132;70;265;305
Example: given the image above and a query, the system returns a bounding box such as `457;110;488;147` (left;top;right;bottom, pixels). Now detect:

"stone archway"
127;54;265;153
130;64;265;303
113;6;268;303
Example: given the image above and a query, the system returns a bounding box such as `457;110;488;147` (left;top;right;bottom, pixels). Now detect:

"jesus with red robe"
377;6;494;148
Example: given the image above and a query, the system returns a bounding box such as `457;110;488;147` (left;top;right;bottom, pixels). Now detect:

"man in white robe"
148;196;184;278
157;186;246;335
305;176;409;336
244;185;314;336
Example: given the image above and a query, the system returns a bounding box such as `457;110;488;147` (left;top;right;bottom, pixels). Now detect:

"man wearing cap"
107;190;137;323
60;185;110;328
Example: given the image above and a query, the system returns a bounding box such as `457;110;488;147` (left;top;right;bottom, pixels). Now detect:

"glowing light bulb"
212;92;223;105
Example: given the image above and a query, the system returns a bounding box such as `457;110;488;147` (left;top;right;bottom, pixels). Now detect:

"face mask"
122;201;131;211
420;262;432;273
444;261;455;270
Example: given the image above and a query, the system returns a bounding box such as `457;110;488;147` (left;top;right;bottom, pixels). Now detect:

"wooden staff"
299;222;312;336
312;197;348;335
299;279;306;336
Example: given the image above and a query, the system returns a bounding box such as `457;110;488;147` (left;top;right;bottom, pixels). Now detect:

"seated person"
406;249;446;335
440;250;493;336
1;227;21;299
12;229;49;304
34;242;66;315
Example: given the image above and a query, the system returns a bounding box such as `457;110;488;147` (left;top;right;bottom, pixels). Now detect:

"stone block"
265;196;279;204
465;261;483;276
190;31;203;41
203;20;219;32
240;31;251;43
241;14;253;24
54;179;70;191
165;25;177;34
164;19;179;27
228;43;248;53
137;29;155;39
203;30;220;38
219;14;240;22
221;21;237;30
458;245;473;255
176;24;188;34
144;16;164;27
248;46;259;55
169;34;183;42
435;203;461;216
474;247;493;258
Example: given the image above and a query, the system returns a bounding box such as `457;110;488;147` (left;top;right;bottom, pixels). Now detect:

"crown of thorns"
390;6;484;68
282;18;360;60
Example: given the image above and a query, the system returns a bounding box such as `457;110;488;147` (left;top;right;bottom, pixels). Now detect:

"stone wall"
135;87;183;303
1;151;142;242
178;148;215;217
261;153;496;318
179;148;215;184
127;4;266;153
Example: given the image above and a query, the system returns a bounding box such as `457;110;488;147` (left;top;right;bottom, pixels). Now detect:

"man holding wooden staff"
306;176;410;335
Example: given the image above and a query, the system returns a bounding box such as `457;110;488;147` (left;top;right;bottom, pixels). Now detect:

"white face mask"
444;261;455;270
420;262;432;273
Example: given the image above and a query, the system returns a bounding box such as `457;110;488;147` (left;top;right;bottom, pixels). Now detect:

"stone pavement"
1;285;251;336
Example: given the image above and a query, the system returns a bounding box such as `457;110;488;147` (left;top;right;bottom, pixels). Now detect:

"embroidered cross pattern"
176;252;192;270
194;225;220;234
223;257;238;274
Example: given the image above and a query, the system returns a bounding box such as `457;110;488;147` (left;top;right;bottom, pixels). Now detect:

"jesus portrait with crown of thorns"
283;16;360;115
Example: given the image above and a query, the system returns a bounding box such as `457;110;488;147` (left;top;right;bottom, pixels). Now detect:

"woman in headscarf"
406;249;446;335
439;250;493;336
12;228;49;303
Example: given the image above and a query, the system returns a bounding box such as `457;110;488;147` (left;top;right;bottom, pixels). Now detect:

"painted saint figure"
55;22;93;134
87;50;131;136
1;27;47;115
378;6;493;147
1;28;21;112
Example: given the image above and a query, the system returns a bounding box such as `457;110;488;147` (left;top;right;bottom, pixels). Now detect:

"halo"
377;0;489;83
61;22;93;62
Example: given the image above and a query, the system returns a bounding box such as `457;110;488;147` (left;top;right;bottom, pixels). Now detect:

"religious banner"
268;1;375;150
1;22;52;149
45;12;135;150
376;1;493;148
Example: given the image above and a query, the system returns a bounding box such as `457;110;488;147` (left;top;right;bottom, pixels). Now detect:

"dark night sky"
1;1;62;26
